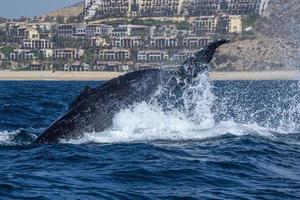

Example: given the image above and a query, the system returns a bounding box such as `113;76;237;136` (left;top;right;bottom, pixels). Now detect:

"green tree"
0;46;15;57
0;60;11;69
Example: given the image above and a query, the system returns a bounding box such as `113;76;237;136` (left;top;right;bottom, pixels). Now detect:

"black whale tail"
178;39;230;79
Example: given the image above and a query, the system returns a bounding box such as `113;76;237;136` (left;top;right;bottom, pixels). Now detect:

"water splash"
0;130;36;146
69;73;300;145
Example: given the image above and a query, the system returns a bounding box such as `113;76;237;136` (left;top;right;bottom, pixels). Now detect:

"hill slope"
44;1;84;18
214;0;300;71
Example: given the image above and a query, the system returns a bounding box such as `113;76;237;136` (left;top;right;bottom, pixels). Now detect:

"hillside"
44;1;84;18
214;0;300;71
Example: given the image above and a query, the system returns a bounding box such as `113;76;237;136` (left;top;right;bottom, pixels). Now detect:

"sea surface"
0;80;300;199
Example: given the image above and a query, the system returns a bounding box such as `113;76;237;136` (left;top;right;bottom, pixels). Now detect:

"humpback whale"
34;39;229;144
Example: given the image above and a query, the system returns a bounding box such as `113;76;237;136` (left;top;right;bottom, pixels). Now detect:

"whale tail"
178;39;230;79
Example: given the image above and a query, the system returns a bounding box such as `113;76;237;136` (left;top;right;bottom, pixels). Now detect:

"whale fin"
178;39;230;79
194;39;230;64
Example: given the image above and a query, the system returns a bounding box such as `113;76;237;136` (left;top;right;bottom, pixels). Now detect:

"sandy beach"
0;70;299;81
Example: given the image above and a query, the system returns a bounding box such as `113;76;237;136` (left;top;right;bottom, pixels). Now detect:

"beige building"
228;15;242;33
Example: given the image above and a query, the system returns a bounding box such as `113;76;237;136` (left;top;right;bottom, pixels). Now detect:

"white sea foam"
66;73;286;145
0;130;19;145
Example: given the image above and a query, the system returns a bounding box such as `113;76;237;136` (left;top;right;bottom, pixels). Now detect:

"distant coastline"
0;70;299;81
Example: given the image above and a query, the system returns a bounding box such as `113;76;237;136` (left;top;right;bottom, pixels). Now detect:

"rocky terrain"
43;2;84;18
214;0;300;71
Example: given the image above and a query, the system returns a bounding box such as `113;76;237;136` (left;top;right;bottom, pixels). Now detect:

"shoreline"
0;70;299;81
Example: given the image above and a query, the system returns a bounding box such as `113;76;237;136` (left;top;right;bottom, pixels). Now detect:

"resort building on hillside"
7;24;39;41
53;49;85;59
192;14;242;34
172;50;194;61
189;0;269;16
111;36;143;48
150;37;179;48
137;50;169;62
64;61;91;71
182;36;212;48
84;0;185;20
22;39;53;49
137;0;184;17
9;49;35;60
98;49;131;61
57;24;75;37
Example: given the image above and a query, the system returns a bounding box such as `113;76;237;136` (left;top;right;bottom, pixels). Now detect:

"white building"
10;49;35;60
111;36;142;48
53;49;85;59
138;50;169;62
22;39;53;49
150;37;178;48
183;36;212;48
98;48;131;61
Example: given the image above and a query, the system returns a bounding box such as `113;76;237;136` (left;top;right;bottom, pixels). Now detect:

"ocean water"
0;79;300;199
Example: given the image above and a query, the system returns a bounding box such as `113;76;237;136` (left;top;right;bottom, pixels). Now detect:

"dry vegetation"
43;2;84;18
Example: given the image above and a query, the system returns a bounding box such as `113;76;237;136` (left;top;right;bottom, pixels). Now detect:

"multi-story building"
9;49;35;60
172;50;194;61
150;36;178;48
84;0;184;20
228;15;242;33
182;36;212;48
64;61;91;71
74;24;87;37
94;60;131;71
189;0;220;16
7;24;39;41
192;16;217;34
111;36;142;48
85;0;131;20
189;0;269;16
226;0;268;15
53;48;85;59
98;48;131;61
57;24;75;37
95;24;114;36
138;0;184;17
138;50;169;62
192;14;242;34
22;39;53;49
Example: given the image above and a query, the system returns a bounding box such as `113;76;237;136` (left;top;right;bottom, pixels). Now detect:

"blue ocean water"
0;80;300;199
